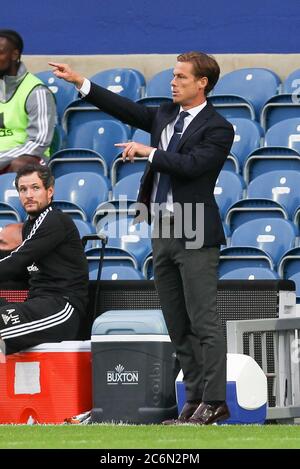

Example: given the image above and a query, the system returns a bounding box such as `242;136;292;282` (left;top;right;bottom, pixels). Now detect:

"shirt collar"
180;101;207;118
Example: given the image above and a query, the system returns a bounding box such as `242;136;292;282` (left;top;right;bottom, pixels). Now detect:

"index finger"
48;62;65;69
114;143;129;147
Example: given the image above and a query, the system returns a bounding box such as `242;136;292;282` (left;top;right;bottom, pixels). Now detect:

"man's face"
171;61;207;109
18;172;54;217
0;37;19;77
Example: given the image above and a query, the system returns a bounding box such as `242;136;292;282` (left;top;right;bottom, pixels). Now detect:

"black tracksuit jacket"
0;204;89;313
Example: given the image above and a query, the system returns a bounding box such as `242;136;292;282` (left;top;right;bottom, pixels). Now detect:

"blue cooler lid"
91;309;168;335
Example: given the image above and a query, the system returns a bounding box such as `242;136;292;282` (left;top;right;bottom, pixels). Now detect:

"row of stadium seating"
1;167;300;295
48;116;300;183
2;168;300;227
72;232;300;302
37;66;300;193
47;120;300;228
35;66;300;133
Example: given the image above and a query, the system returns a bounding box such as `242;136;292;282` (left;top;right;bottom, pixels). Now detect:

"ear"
198;76;208;91
11;48;20;62
47;186;54;202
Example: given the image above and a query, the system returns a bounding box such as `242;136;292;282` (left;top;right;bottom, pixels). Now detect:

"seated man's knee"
6;156;43;173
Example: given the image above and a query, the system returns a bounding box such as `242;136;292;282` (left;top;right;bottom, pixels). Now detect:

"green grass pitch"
0;424;300;449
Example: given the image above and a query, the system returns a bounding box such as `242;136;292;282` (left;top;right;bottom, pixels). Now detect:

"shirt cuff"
77;78;91;97
148;148;157;162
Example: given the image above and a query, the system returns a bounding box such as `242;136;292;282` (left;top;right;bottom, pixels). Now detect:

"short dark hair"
15;163;54;191
0;29;24;54
177;51;220;95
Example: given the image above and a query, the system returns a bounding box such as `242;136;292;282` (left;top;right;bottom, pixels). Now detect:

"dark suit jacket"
85;83;234;247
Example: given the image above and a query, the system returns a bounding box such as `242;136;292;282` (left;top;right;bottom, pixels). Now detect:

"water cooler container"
91;309;178;424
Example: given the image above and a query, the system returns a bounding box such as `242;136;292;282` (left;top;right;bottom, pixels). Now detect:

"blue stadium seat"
278;247;300;299
261;95;300;131
223;155;239;174
92;200;140;231
35;70;76;124
53;172;109;222
212;68;281;120
214;171;245;219
73;219;94;240
86;246;138;270
247;170;300;219
89;265;144;280
111;154;148;186
227;118;263;171
220;266;279;280
65;120;129;170
278;247;300;276
230;217;296;266
90;68;145;101
132;128;151;145
0;202;22;223
264;118;300;153
62;99;119;136
243;147;300;184
219;246;274;276
0;173;26;220
293;205;300;227
137;68;173;106
288;273;300;301
225;199;288;234
142;68;173;97
142;253;153;279
283;69;300;94
96;217;152;269
222;223;230;247
112;172;143;201
209;95;255;120
49;148;108;179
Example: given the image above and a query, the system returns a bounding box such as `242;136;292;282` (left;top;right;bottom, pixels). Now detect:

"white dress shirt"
78;78;91;96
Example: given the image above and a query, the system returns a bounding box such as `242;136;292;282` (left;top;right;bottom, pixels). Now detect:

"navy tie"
155;111;190;204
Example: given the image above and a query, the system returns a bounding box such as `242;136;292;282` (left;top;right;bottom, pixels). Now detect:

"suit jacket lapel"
152;106;179;147
144;102;214;180
177;102;214;151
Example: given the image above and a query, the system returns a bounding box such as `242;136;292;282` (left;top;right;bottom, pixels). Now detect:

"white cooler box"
176;353;268;424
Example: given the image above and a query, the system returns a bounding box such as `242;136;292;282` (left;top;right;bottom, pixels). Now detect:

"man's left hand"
115;142;155;162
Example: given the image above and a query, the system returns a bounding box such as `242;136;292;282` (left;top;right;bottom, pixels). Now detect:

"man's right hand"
48;62;85;89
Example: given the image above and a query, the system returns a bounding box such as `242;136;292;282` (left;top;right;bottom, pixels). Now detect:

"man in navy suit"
50;52;234;425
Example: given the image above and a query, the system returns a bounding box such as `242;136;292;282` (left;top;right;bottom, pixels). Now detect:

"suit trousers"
152;218;227;402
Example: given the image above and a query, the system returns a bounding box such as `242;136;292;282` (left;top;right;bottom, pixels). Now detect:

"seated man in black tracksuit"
0;163;89;355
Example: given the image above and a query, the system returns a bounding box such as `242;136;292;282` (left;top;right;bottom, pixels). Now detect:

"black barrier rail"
87;279;294;319
1;278;295;329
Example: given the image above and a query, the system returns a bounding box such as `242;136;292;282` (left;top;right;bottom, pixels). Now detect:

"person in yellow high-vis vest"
0;30;56;174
